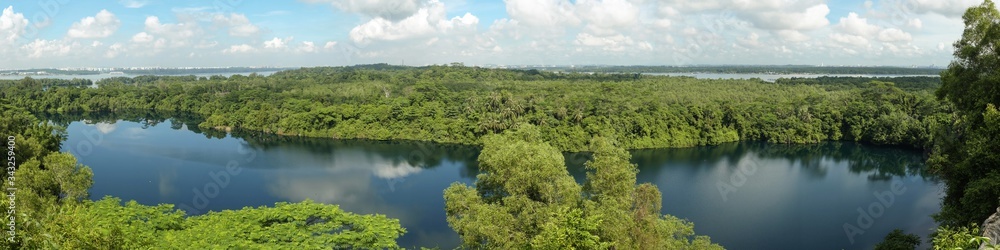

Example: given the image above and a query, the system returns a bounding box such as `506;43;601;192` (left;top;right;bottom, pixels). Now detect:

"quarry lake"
60;118;941;249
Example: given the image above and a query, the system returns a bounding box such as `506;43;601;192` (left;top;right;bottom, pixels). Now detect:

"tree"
0;106;407;249
444;124;721;249
874;229;921;250
930;0;1000;227
937;0;1000;115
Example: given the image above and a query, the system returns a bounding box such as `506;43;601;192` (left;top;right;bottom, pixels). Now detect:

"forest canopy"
0;66;950;153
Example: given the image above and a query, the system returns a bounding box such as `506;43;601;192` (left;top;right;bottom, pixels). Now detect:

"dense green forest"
0;104;725;249
551;65;943;75
927;0;1000;232
444;125;721;249
0;105;406;249
1;1;998;249
0;67;951;153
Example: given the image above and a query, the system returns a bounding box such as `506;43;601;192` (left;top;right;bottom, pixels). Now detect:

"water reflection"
57;113;939;250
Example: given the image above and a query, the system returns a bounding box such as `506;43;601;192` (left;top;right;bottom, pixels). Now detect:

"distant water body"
0;71;280;83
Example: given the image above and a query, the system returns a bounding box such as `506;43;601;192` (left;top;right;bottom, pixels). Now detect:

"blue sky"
0;0;989;68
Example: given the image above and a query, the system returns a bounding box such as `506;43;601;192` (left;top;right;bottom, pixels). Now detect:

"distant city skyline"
1;0;990;68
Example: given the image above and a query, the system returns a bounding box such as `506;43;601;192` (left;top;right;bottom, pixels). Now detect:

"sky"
0;0;991;69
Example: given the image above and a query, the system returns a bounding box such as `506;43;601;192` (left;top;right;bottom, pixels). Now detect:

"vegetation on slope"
0;105;406;249
0;67;951;152
444;125;721;249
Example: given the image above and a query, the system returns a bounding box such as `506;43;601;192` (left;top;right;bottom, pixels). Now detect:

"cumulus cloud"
296;41;317;53
910;0;984;17
212;13;260;37
832;12;914;46
740;4;831;31
144;16;200;47
878;28;912;42
349;0;478;44
0;6;29;46
829;33;870;47
775;30;811;42
576;0;639;35
68;10;121;39
222;44;254;53
908;18;923;29
307;0;421;21
105;43;124;58
21;39;78;58
504;0;580;30
836;12;880;37
264;37;291;49
1;0;972;68
131;32;154;43
574;32;643;51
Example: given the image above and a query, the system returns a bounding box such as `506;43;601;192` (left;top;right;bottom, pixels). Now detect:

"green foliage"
444;126;722;249
0;66;949;152
932;224;998;250
937;0;1000;115
929;0;1000;227
40;198;406;250
875;229;921;250
0;106;406;249
160;200;406;249
555;65;943;75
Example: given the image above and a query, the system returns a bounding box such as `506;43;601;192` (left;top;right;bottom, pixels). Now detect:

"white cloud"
68;10;121;39
0;6;29;46
908;18;923;29
910;0;984;17
504;0;580;30
574;32;640;51
830;33;870;47
576;0;639;36
131;32;154;43
212;13;260;37
775;30;811;42
264;37;291;49
832;12;914;46
297;41;317;53
878;28;912;42
105;43;124;58
144;16;200;47
349;1;478;44
0;0;972;68
738;32;762;48
310;0;422;21
742;4;830;31
119;0;149;8
836;12;880;37
222;44;254;53
194;40;218;49
21;39;78;58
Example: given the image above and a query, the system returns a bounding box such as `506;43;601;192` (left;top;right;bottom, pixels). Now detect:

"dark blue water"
60;118;941;249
